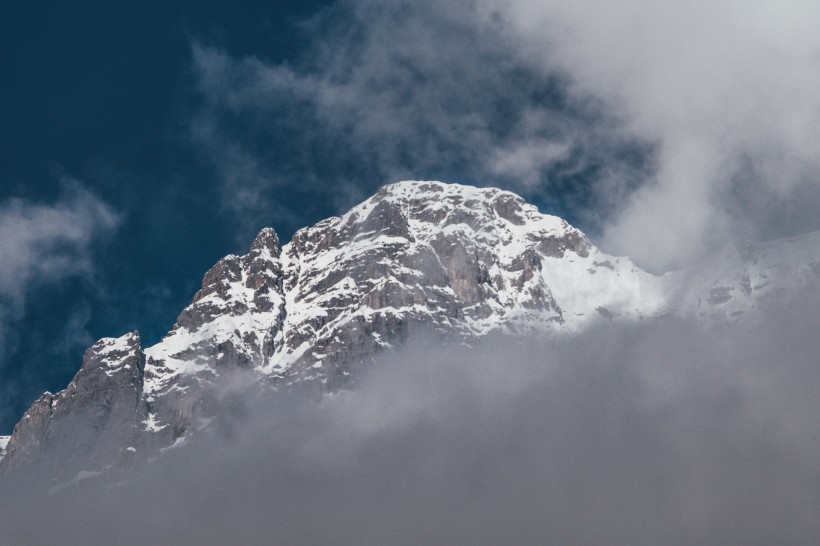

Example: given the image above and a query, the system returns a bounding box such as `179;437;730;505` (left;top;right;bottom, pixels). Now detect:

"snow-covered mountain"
2;181;818;477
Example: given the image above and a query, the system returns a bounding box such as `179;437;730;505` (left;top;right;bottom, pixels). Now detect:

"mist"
2;294;819;545
484;0;820;270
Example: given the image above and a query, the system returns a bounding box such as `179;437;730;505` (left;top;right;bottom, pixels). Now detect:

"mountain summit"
2;181;818;478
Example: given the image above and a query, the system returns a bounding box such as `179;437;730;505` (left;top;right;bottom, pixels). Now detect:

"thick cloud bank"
493;0;820;270
3;297;819;545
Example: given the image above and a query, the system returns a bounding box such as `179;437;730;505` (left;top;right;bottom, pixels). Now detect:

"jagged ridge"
3;180;819;477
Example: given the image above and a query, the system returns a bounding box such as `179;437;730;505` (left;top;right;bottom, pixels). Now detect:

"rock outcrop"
1;333;145;474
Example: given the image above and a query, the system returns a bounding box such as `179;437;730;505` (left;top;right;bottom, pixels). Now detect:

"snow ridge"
142;181;666;398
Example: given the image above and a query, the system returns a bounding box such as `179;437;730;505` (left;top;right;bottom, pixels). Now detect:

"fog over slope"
2;296;819;545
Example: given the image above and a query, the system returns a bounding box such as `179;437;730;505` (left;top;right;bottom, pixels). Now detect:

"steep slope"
4;180;818;479
6;181;665;476
267;181;665;386
1;333;145;473
124;180;666;458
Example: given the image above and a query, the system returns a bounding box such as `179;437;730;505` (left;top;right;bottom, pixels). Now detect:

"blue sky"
3;0;820;432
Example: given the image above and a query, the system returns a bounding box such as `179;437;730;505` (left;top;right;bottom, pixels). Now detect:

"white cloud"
490;0;820;269
5;309;820;543
187;1;648;236
0;182;119;358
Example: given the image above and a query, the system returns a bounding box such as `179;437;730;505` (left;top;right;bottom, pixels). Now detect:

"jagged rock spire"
250;227;281;257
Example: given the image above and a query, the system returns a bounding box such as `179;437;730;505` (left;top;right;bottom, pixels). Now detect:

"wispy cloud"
187;0;650;239
0;181;117;310
0;181;118;423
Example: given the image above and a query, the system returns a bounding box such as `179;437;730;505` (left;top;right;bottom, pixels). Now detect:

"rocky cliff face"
2;180;819;478
1;333;145;474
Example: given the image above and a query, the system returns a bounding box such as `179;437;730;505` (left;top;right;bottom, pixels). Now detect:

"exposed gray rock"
10;180;751;480
0;332;145;476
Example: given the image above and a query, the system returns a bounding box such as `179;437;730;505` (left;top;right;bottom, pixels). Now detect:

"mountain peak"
377;179;520;202
250;227;281;257
369;180;541;226
1;331;145;473
12;180;819;481
88;331;140;358
345;180;575;253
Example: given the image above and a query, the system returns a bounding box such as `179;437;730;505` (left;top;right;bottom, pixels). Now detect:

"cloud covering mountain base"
3;298;819;545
